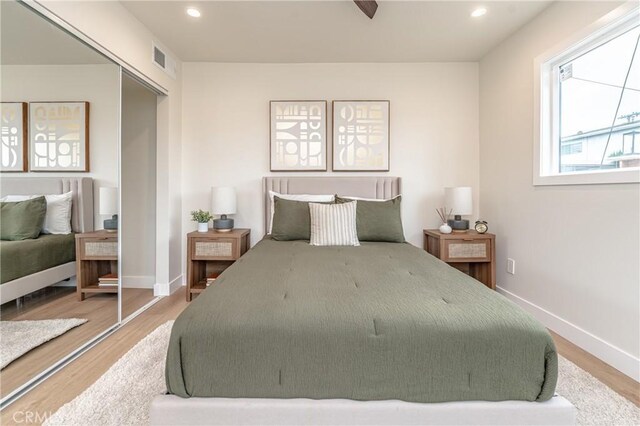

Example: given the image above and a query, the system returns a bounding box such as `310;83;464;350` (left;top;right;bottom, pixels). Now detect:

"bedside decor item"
475;220;488;234
436;207;453;234
270;101;327;171
99;187;118;232
332;100;390;171
211;186;236;232
444;187;472;231
29;102;89;172
0;102;28;172
191;209;213;233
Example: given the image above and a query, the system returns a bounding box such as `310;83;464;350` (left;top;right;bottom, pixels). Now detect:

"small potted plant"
191;209;213;233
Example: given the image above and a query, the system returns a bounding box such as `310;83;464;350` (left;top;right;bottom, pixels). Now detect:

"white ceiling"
121;0;551;63
1;1;112;66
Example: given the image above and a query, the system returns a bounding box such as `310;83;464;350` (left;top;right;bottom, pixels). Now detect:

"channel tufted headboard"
263;176;401;231
0;177;94;233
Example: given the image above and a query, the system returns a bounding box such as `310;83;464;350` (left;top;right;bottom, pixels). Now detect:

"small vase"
439;223;452;234
197;222;209;233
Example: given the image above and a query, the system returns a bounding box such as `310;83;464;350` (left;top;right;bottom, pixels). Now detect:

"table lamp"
211;186;236;232
100;187;118;232
444;186;472;231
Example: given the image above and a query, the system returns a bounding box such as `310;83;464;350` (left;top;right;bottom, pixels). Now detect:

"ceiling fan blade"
354;0;378;19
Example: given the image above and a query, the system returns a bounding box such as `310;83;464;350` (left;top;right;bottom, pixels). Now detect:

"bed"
0;177;93;304
152;177;575;425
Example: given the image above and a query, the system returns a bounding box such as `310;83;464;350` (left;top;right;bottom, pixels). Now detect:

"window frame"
533;3;640;186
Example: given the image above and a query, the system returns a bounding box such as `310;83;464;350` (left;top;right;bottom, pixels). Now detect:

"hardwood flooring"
0;288;637;426
0;287;154;399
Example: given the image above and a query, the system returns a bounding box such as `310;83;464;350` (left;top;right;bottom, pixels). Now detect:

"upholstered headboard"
263;176;401;231
1;177;94;233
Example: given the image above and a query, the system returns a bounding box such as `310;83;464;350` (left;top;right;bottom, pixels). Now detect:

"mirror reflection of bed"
0;0;157;402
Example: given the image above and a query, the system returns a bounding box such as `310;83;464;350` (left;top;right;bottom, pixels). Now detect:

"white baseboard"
122;275;155;289
497;286;640;382
154;274;183;297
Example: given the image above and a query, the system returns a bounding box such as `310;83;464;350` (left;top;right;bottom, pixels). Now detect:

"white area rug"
46;320;640;426
0;318;87;369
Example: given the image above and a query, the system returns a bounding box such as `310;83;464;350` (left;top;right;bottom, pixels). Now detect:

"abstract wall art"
29;101;90;172
332;100;390;171
0;102;28;172
270;101;327;171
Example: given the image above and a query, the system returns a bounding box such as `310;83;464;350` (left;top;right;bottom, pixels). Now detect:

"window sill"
533;168;640;186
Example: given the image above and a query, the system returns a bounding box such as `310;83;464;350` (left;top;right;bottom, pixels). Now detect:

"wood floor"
1;287;638;425
0;287;155;399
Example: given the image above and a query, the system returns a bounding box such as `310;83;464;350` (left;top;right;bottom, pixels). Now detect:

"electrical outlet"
507;258;516;275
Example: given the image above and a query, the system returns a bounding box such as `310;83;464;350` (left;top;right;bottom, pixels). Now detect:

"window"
535;6;640;185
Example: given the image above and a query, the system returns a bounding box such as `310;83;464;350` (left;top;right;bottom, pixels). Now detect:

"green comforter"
0;234;75;284
166;238;557;402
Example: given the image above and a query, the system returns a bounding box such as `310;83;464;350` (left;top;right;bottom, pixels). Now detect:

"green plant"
608;149;624;158
190;209;213;223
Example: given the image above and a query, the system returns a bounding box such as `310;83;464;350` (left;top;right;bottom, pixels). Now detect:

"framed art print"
332;100;390;171
270;100;327;171
0;102;28;172
29;101;90;172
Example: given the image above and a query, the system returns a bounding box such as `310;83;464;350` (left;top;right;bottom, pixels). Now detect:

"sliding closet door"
120;73;158;320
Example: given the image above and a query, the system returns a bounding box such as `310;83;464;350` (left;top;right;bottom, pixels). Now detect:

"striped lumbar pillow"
309;201;360;247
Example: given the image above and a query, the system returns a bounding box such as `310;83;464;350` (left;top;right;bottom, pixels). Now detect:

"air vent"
151;42;176;80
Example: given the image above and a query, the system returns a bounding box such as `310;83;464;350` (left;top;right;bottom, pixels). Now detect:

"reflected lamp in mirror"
211;187;236;233
99;187;118;232
444;187;472;231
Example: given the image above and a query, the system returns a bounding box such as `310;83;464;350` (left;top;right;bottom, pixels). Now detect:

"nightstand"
186;228;250;301
423;229;496;290
75;230;118;301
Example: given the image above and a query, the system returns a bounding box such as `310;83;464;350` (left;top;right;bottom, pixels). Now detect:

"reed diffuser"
436;207;453;234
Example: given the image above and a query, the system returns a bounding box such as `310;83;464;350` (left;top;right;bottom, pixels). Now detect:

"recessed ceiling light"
186;7;201;18
471;7;487;18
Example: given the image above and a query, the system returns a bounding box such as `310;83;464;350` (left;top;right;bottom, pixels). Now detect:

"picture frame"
0;102;28;172
332;100;390;172
270;100;327;171
29;101;90;172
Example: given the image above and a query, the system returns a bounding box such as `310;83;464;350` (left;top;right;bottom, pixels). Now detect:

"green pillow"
336;195;405;243
1;196;47;241
271;197;331;241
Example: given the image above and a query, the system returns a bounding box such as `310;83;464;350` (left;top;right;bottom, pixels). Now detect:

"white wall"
181;62;480;255
40;0;183;294
479;1;639;380
1;64;120;228
121;75;157;289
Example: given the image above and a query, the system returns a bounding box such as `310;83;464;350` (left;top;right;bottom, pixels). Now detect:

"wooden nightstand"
75;230;118;301
423;229;496;290
186;228;250;301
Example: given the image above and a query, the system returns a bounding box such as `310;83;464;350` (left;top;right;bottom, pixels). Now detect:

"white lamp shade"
444;187;472;216
211;187;237;215
99;187;118;215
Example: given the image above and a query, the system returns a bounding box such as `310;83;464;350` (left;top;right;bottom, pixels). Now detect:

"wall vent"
151;42;176;80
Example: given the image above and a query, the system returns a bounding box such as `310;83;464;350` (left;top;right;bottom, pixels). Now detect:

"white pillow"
309;201;360;247
2;192;73;234
339;195;401;202
268;190;334;234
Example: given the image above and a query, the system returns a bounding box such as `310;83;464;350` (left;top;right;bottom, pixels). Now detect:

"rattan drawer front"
85;241;117;257
192;238;237;260
443;239;490;262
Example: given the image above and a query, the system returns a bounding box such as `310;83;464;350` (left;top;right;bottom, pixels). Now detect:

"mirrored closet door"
0;0;121;401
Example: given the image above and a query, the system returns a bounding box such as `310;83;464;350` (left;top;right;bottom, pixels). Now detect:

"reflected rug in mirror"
45;321;639;426
0;318;87;369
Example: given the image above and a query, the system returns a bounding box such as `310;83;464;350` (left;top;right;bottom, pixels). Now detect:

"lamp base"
103;214;118;232
213;215;234;232
447;215;469;231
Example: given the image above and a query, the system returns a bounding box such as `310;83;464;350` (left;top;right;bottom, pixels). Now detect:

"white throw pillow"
268;191;334;234
339;195;401;202
3;192;73;234
309;201;360;247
